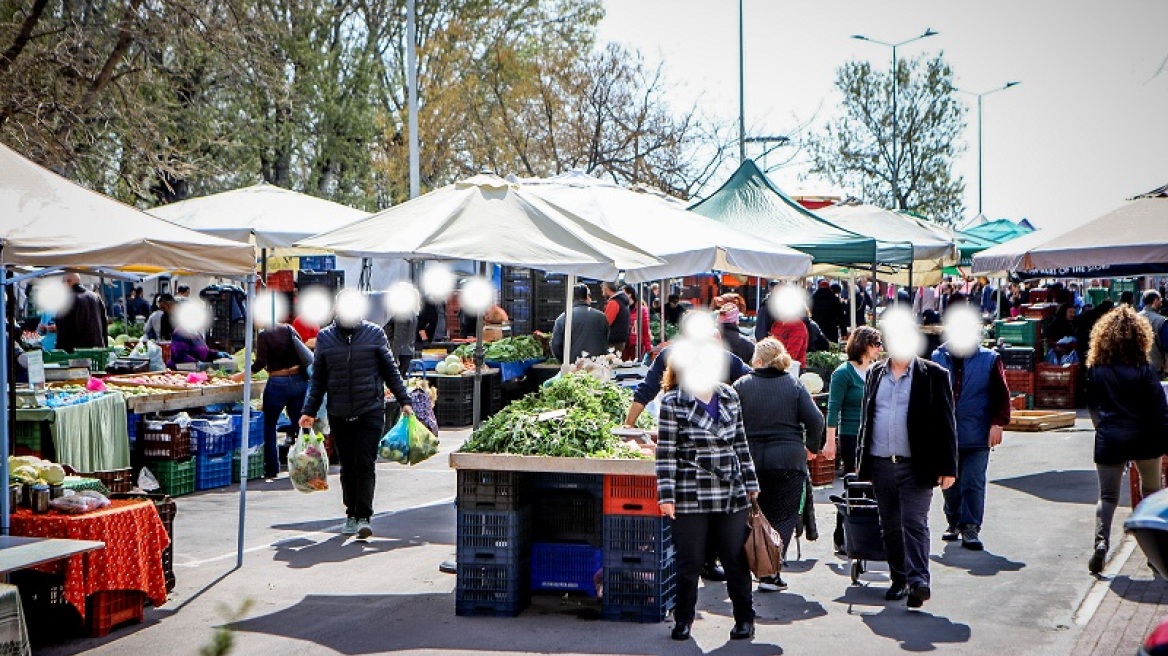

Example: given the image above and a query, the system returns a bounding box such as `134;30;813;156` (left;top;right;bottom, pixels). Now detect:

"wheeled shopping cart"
830;474;887;584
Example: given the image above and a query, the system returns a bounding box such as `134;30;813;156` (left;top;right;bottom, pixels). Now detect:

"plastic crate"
86;589;146;637
457;507;532;564
458;470;530;510
148;458;195;497
994;320;1038;347
1004;370;1036;395
998;347;1037;371
264;269;295;292
810;453;836;486
230;411;265;450
189;416;234;456
1021;304;1057;320
80;468;134;494
1010;393;1035;411
531;543;602;596
14;420;48;455
601;559;678;623
12;573;145;638
1110;278;1138;301
195;452;232;490
533;472;603;496
298;255;336;271
140;419;191;459
1027;289;1049;304
1036;363;1081;389
1036;388;1077;409
126;412;141;446
232;448;264;483
603;515;673;568
455;560;531;617
603;475;659;516
533;490;602;545
485;358;544;382
42;348;113;371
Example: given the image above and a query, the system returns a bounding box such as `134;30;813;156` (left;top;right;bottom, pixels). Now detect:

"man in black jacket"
300;317;413;540
857;352;958;609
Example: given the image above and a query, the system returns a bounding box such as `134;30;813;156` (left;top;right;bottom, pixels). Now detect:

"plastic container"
189;416;234;456
1004;370;1036;395
455;559;531;617
603;515;673;568
458;470;529;511
456;507;532;564
532;490;602;546
1035;363;1081;389
232;448;264;483
603;475;660;516
148;458;195;497
530;543;602;596
601;559;677;623
140;419;191;459
229;412;264;451
533;472;603;496
195;452;232;491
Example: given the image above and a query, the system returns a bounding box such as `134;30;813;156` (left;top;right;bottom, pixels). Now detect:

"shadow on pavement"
991;469;1100;504
860;607;973;652
1108;574;1168;604
755;591;828;625
930;542;1026;577
271;504;455;568
782;557;818;574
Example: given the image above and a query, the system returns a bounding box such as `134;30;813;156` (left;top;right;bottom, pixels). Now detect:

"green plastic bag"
406;415;440;465
379;417;411;464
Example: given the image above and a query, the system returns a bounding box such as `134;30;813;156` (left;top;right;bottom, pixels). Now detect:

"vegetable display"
804;349;846;371
648;316;681;345
9;456;66;485
453;335;545;363
461;373;654;459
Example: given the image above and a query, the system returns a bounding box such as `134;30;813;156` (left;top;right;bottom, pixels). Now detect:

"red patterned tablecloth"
11;499;169;618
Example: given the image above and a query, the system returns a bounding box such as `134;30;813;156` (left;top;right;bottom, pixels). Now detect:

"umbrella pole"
260;248;268;285
236;273;256;569
660;279;667;345
563;274;575;372
0;262;9;533
472;262;485;431
849;270;858;336
871;262;879;318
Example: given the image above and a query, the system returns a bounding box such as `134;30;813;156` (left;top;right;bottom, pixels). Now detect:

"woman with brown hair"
656;358;759;641
1086;305;1168;574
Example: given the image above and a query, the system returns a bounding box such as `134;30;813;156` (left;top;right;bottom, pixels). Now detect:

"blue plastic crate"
530;473;603;496
455;560;531;617
531;543;602;596
189;416;234;456
457;508;532;563
229;412;264;450
603;515;674;569
298;255;336;271
126;412;142;446
195;452;232;490
485;358;544;382
601;559;677;623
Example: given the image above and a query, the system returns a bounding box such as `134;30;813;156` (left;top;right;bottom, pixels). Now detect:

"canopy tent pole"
472;262;485;431
871;262;879;316
236;273;256;568
636;281;643;361
659;279;666;346
0;261;9;533
260;248;268;284
849;269;858;336
562;274;576;372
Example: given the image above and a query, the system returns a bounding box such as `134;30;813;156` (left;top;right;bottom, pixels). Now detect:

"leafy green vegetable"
648;316;680;345
805;350;846;370
460;372;654;459
453;335;546;363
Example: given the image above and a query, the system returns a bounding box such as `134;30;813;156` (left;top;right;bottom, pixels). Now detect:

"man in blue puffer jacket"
300;316;413;540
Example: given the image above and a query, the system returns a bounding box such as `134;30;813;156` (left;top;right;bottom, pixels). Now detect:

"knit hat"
718;304;740;324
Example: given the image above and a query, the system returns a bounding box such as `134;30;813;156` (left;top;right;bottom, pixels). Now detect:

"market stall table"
14;393;129;472
10;499;169;619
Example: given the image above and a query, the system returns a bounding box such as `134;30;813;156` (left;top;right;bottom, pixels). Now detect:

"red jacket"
770;320;809;364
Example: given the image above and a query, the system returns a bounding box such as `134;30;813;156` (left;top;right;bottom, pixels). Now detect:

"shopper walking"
657;362;759;641
55;273;108;351
733;338;825;591
717;302;755;364
300;316;413;540
857;341;957;609
811;280;845;344
827;326;882;552
233;322;312;479
1085;305;1168;574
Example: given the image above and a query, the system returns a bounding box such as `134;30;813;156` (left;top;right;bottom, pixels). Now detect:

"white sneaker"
342;518;358;535
356;519;373;540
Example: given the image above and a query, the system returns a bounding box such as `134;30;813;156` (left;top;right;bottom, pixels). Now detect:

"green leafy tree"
807;54;967;224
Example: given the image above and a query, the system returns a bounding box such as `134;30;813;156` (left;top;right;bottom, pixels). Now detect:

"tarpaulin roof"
148;183;369;250
0;142;255;275
688;160;887;266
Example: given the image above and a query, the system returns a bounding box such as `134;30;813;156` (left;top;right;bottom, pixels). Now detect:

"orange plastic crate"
87;590;146;637
603;475;661;516
1004;370;1036;395
1036;363;1080;389
810;453;835;486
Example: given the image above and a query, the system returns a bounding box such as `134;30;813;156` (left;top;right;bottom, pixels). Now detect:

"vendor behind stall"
168;327;225;368
145;294;176;341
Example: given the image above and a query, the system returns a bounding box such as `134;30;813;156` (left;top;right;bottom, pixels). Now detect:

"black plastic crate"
455;560;531;617
533;490;602;546
601;559;677;623
457;507;532;563
530;472;602;496
998;346;1037;371
458;470;530;510
603;515;674;568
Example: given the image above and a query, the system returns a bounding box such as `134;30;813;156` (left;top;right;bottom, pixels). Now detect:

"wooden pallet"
1004;410;1077;432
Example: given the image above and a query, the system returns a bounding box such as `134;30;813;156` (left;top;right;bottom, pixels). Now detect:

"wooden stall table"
10;499;169;620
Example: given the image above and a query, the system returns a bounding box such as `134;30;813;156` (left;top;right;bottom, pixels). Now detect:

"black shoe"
1089;542;1107;575
884;582;908;601
961;527;984;551
835;543;847;556
942;525;960;542
671;623;692;641
757;575;788;592
438;559;457;574
729;621;755;640
701;563;727;582
907;585;931;609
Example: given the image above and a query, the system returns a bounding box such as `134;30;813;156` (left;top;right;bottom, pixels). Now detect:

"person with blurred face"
856;313;958;609
54;273;108;351
930;307;1012;550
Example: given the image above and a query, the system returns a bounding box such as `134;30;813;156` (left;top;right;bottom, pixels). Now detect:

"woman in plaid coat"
657;363;760;642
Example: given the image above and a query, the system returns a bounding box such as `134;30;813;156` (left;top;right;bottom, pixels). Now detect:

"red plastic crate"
263;269;295;292
810;453;835;486
86;590;146;637
1028;289;1048;303
1022;304;1057;320
603;475;660;516
140;420;191;459
1004;370;1036;395
80;469;134;494
1036;363;1080;389
1035;388;1076;409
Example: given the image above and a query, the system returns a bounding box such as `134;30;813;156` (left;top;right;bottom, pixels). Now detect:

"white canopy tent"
1;141;258;566
816;201;959;286
519;171;813;282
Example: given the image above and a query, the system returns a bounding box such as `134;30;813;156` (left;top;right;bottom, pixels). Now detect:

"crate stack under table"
451;454;674;623
1035;363;1081;410
999;346;1037;410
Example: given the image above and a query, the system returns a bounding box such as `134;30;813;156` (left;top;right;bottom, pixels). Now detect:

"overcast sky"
598;0;1168;229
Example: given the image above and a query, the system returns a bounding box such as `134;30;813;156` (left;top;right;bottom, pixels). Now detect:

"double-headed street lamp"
957;82;1021;216
851;28;939;209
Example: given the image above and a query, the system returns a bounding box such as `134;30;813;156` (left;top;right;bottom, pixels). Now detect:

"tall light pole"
851;28;938;209
956;81;1020;216
738;0;746;163
407;0;420;199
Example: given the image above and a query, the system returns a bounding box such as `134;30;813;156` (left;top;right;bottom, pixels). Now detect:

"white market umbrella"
148;183;369;250
520;171;813;282
817;201;959;286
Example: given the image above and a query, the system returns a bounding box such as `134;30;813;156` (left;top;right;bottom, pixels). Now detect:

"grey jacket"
551;304;610;363
302;321;411;418
384;315;418;358
733;367;826;470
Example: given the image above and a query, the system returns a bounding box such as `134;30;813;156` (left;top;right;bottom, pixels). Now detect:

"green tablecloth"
60;477;110;496
15;395;131;473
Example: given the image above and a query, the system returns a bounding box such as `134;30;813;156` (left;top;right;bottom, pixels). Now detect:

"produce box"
998;347;1037;371
189;416;234;456
486;358;544;382
533;489;602;546
810;452;835;486
79;468;133;494
229;411;264;451
456;559;531;617
603;515;673;568
457;507;532;564
602;558;677;623
994;320;1038;347
148;458;195;497
1035;389;1077;410
140;418;191;460
603;475;659;517
232;448;264;483
1004;410;1077;432
1036;363;1081;389
532;472;603;496
458;470;530;511
1004;370;1036;396
531;543;602;596
40;348;114;372
195;452;232;490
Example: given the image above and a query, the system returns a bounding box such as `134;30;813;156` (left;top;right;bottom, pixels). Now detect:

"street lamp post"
957;82;1021;216
738;0;746;163
851;28;939;209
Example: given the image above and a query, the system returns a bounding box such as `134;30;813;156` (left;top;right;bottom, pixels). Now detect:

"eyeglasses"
872;341;883;348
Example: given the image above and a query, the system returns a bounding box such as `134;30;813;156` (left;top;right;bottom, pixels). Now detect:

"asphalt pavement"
38;413;1118;656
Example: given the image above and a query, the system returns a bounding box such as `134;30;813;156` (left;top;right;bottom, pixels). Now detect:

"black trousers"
328;409;385;520
870;457;934;588
672;509;754;625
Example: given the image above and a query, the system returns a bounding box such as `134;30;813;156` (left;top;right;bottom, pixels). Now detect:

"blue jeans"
871;457;934;588
261;374;308;478
943;447;991;530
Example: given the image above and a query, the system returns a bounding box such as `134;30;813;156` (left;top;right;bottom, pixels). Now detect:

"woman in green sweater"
827;325;883;552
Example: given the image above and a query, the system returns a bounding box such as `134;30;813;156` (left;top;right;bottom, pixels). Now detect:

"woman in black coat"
1086;305;1168;574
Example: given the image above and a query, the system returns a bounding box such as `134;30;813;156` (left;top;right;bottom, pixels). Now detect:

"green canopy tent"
955;219;1034;265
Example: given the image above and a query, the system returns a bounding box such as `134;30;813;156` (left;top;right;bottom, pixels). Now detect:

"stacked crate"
456;471;533;617
533;273;568;333
529;474;604;598
230;412;265;483
601;475;676;622
998;346;1037;410
1035;363;1081;409
501;266;533;336
431;373;502;427
994;319;1039;348
190;416;234;491
141;417;194;497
